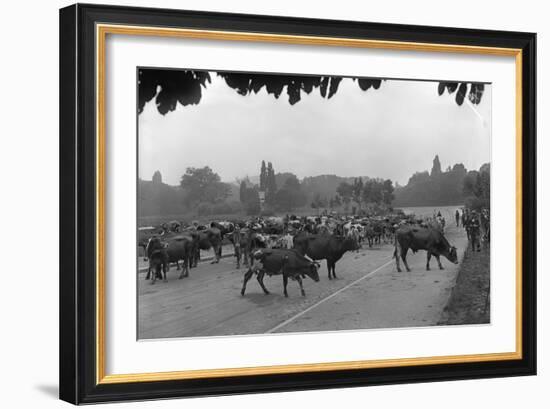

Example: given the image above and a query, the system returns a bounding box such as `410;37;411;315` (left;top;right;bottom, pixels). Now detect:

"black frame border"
59;3;536;404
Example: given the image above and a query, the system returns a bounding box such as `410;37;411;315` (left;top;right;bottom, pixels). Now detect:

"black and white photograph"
137;68;491;340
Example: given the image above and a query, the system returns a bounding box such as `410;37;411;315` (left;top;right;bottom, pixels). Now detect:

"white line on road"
265;257;394;334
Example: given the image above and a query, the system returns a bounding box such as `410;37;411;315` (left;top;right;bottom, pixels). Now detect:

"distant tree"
408;171;430;185
382;179;395;205
474;163;490;208
336;181;353;204
352;178;364;211
242;186;261;215
311;193;327;213
463;170;479;197
462;164;489;211
152;170;163;184
265;162;278;205
336;182;353;214
333;195;342;207
260;160;267;191
393;155;491;207
239;180;247;203
431;155;442;176
274;175;306;212
180;166;230;206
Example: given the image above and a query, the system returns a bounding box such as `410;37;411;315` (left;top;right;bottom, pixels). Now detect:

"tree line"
393;155;490;209
140;155;490;219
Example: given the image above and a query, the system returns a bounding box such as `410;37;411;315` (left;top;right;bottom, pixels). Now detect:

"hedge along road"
137;223;468;339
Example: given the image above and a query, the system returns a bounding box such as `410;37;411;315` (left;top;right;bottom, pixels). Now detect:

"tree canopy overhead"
139;68;487;116
437;81;485;106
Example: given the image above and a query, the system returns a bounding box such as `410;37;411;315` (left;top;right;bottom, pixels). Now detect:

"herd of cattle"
139;210;465;297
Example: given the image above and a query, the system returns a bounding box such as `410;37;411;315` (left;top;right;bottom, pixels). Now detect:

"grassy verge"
439;244;490;325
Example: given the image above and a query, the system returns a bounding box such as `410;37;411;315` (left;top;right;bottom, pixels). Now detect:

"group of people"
455;207;490;252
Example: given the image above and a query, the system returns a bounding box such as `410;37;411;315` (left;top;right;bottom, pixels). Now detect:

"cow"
146;235;194;279
293;232;360;280
240;249;320;297
193;228;223;265
210;221;234;240
394;226;458;272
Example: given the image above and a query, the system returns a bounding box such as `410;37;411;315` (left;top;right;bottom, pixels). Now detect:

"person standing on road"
455;209;460;227
231;225;243;269
467;210;481;252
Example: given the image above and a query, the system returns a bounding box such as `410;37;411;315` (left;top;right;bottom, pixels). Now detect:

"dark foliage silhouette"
139;68;485;115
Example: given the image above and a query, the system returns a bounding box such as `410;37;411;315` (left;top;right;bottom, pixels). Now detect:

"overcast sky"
138;72;491;186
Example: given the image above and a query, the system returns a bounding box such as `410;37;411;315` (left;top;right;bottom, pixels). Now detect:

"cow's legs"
326;260;332;280
176;260;180;270
151;265;161;284
435;255;444;270
283;275;289;297
195;247;201;265
210;244;221;264
397;244;411;272
256;270;270;295
394;242;402;272
234;246;241;269
295;276;306;296
240;268;254;296
178;257;189;279
242;249;249;267
330;261;337;279
401;252;411;272
145;266;151;280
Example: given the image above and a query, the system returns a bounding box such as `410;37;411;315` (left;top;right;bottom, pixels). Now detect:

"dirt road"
138;224;467;339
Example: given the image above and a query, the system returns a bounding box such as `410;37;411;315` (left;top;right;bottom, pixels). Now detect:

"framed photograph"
59;3;536;404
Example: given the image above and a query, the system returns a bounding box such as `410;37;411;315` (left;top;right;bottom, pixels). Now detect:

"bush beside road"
438;245;490;325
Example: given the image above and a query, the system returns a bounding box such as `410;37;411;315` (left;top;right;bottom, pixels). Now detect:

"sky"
138;71;491;186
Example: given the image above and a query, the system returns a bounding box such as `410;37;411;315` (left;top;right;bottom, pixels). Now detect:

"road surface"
138;222;467;339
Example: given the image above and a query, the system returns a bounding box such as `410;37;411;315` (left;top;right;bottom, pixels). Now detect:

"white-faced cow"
240;249;320;297
394;226;458;272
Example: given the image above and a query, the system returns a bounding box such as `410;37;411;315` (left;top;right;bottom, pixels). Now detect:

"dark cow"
293;233;359;280
240;249;320;297
210;221;234;239
394;226;458;272
146;235;194;279
193;228;223;265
